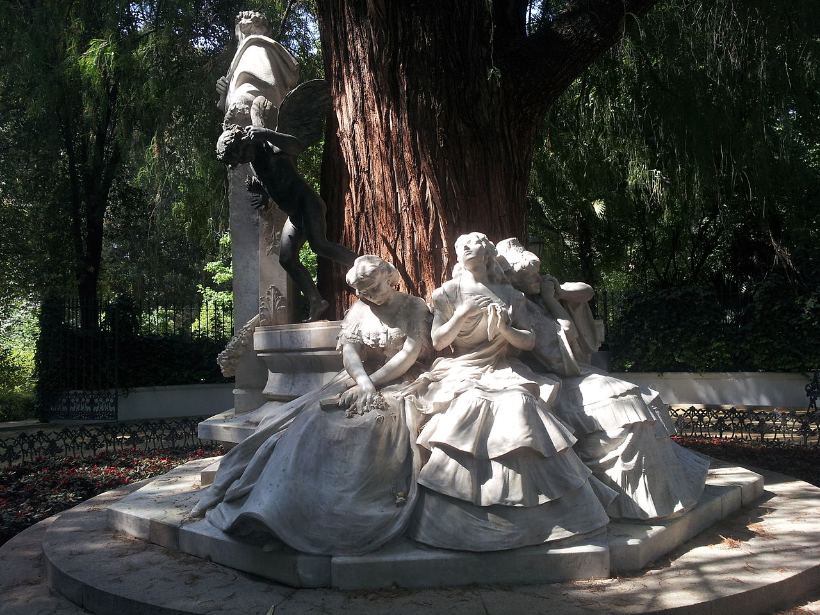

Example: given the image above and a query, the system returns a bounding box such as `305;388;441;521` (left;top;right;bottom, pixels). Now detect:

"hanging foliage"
530;0;819;294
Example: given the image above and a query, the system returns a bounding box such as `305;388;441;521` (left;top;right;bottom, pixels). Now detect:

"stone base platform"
197;407;250;444
3;464;820;615
104;457;763;590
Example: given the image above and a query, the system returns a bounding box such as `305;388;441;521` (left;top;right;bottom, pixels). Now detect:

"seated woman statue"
192;255;432;555
403;232;613;552
495;238;709;521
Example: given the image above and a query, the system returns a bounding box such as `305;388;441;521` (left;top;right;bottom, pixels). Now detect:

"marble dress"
192;295;431;555
404;282;613;552
523;297;709;520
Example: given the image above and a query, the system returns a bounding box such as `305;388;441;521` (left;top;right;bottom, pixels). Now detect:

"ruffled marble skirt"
406;352;612;551
555;370;710;520
193;375;421;556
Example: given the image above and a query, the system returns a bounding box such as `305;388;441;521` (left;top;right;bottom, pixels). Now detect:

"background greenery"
0;0;817;421
530;0;819;373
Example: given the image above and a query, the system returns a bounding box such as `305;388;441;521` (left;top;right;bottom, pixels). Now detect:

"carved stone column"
228;165;294;414
219;11;300;415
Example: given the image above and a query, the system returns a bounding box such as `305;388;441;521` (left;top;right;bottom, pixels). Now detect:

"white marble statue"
192;256;432;555
217;11;299;128
403;233;613;551
495;237;709;520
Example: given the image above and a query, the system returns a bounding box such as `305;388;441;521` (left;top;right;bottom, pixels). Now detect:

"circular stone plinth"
0;464;811;614
104;458;765;590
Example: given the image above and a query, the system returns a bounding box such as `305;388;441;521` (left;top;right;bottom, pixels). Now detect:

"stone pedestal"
199;321;343;444
228;164;291;415
254;321;342;402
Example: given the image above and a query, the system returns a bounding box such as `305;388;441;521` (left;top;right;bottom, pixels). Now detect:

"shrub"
608;286;735;372
607;281;820;373
0;446;222;546
0;391;36;422
35;295;231;401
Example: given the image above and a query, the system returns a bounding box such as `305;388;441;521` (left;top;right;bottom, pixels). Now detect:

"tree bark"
315;0;658;313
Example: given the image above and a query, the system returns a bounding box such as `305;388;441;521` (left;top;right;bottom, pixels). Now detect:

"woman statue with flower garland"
193;256;431;555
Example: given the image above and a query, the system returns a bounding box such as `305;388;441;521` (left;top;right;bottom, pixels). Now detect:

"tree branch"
278;0;298;40
507;0;659;110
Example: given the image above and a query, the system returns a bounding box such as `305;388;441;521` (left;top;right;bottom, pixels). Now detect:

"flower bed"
0;445;223;546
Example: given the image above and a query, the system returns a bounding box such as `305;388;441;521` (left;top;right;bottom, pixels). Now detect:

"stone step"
106;457;765;589
1;464;815;614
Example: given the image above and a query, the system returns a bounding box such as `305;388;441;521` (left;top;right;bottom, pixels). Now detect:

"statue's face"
512;260;541;295
352;271;393;305
456;233;490;268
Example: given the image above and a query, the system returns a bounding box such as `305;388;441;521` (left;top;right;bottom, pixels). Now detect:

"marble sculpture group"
200;11;710;557
192;233;709;555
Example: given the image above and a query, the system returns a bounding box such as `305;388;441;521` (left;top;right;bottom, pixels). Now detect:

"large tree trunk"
315;0;658;314
77;269;100;330
316;1;539;310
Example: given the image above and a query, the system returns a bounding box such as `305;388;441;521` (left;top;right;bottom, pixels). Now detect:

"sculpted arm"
340;341;376;407
216;76;228;112
539;276;573;321
499;321;536;351
497;294;535;351
367;336;421;387
558;281;595;305
342;342;372;390
538;275;579;340
431;289;474;351
498;313;536;351
247;126;303;156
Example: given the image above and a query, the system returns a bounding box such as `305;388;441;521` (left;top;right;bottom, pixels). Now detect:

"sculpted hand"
340;380;377;408
540;277;557;300
246;126;270;142
496;305;512;329
215;76;228;97
488;303;512;339
457;295;494;318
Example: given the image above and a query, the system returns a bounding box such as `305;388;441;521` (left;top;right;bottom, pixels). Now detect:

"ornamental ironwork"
4;406;819;469
40;390;118;422
0;418;221;467
807;370;820;411
670;406;820;447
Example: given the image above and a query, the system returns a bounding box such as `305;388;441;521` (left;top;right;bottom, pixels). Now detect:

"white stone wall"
117;383;234;421
611;371;813;408
115;372;812;422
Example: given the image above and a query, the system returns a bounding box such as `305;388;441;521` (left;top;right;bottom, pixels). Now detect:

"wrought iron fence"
3;406;819;469
38;390;118;422
594;287;755;349
670;406;820;447
807;370;820;411
37;295;234;420
0;417;222;467
57;296;234;339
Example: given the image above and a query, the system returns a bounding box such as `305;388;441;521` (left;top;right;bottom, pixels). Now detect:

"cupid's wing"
275;79;331;149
